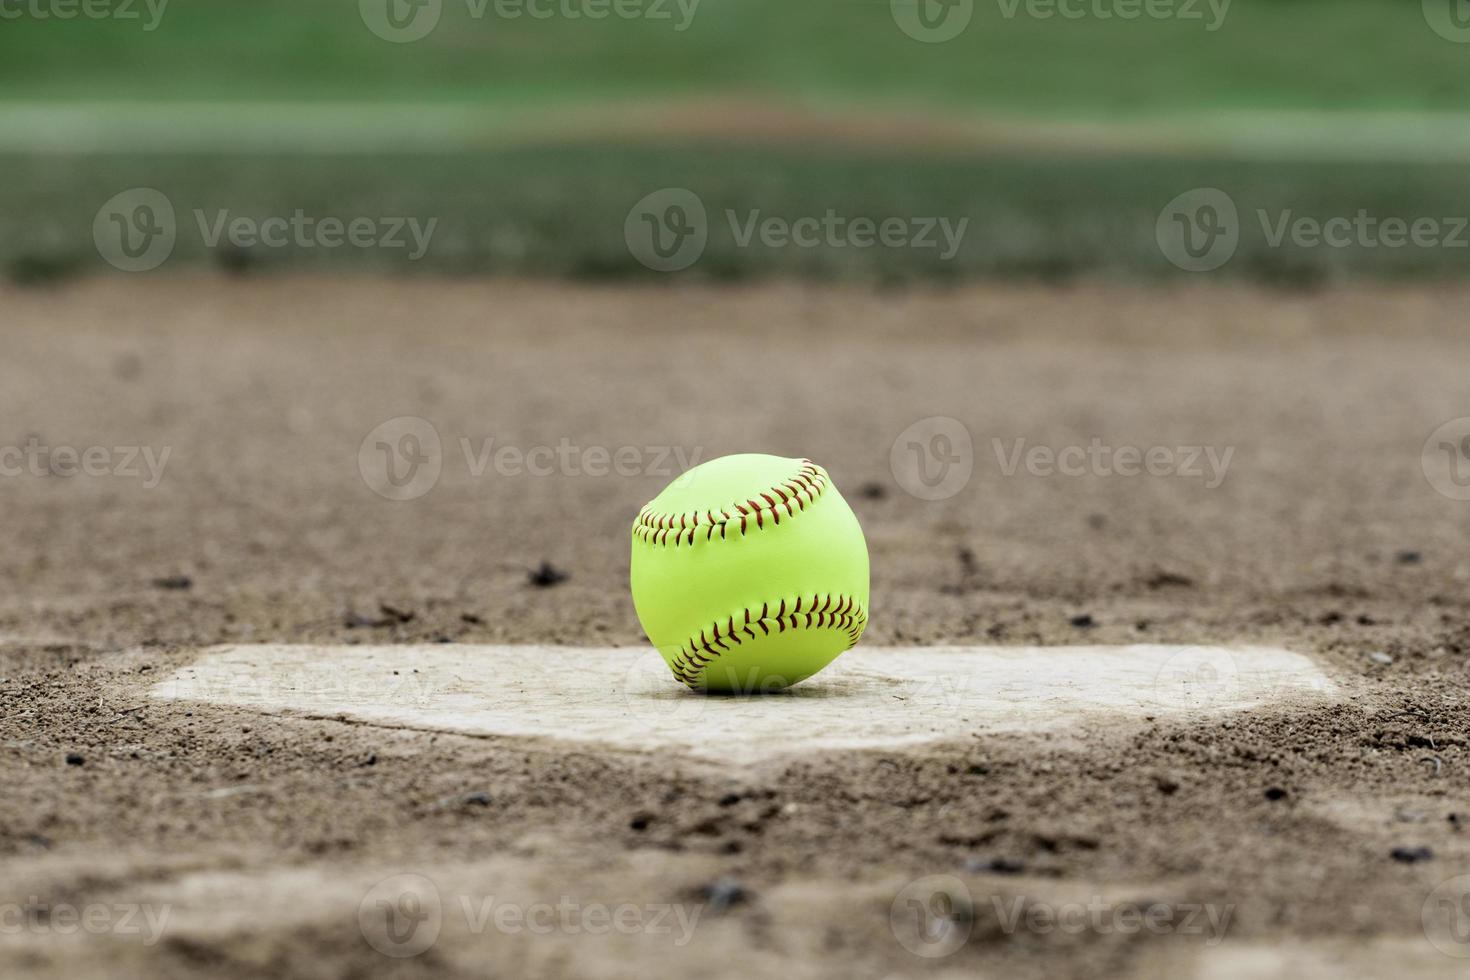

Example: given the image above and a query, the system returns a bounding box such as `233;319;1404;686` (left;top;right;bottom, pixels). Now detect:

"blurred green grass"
10;145;1470;284
1;0;1466;116
6;0;1469;284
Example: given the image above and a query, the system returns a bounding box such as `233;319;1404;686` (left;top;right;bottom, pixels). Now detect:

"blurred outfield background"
4;0;1470;282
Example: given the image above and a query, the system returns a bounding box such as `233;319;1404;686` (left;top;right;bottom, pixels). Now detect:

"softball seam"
667;593;869;689
631;460;828;547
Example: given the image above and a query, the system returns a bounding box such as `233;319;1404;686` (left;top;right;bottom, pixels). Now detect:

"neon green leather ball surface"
630;454;870;693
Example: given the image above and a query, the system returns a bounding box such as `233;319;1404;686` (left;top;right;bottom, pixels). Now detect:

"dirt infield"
2;275;1468;978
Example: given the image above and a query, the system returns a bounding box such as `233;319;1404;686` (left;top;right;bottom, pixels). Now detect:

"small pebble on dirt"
965;856;1025;875
1146;571;1194;589
1390;846;1433;864
1264;787;1288;801
435;791;492;809
1069;614;1095;629
152;575;192;590
1368;651;1393;665
529;562;569;587
65;753;84;766
378;602;416;624
697;877;748;914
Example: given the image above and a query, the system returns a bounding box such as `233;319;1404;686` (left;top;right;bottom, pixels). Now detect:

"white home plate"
151;645;1337;763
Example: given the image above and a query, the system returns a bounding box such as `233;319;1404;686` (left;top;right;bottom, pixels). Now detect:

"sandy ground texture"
2;275;1469;978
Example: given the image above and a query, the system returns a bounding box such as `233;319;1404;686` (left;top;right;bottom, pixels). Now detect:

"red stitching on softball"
632;461;828;547
670;593;868;690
